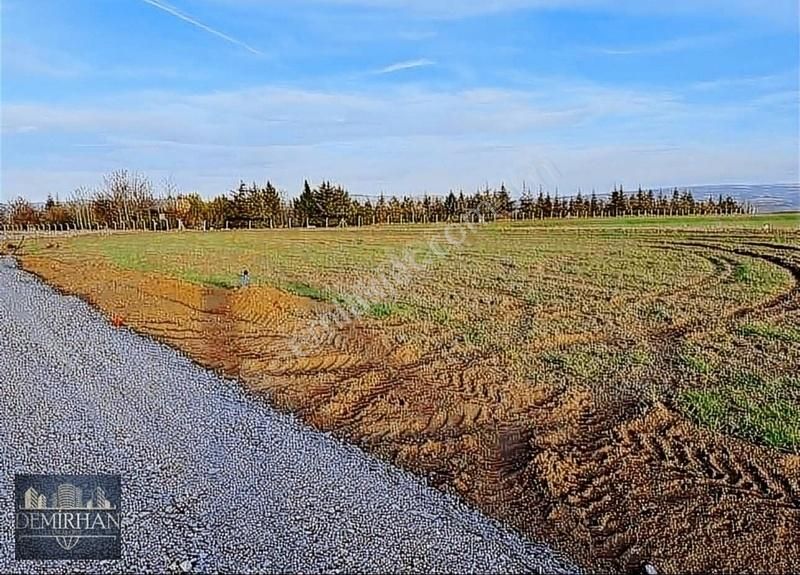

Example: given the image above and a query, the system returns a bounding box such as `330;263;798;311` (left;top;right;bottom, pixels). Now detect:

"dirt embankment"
20;252;800;574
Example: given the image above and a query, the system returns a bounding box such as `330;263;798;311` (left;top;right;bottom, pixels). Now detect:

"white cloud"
375;58;435;74
1;40;89;78
3;137;797;203
3;78;796;201
688;71;799;92
1;82;683;148
591;34;726;56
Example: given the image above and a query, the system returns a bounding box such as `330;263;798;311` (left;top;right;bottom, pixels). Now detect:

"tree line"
0;170;754;231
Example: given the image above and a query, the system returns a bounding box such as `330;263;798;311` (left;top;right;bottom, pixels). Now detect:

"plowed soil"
18;227;800;574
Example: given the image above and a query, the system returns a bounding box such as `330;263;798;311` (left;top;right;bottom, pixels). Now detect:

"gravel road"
0;257;578;574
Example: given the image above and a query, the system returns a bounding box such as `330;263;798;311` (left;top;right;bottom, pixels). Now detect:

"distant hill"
686;183;800;213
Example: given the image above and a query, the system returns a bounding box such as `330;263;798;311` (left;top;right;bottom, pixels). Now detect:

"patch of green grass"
679;389;726;430
105;246;150;271
542;352;568;370
679;372;800;452
679;348;713;375
728;370;764;389
429;307;452;326
627;348;653;367
283;285;410;319
739;322;800;344
733;263;756;283
284;282;334;302
367;301;410;319
781;376;800;401
181;270;237;289
730;260;790;294
462;325;487;346
741;400;800;451
541;350;605;378
565;351;604;378
643;303;672;323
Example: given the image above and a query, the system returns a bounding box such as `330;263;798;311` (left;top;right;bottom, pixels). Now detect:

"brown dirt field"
20;251;800;575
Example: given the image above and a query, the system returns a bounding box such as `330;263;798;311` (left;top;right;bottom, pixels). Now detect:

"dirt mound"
526;401;799;573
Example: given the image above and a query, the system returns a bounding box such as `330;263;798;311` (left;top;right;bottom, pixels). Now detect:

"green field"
27;213;800;451
506;212;800;229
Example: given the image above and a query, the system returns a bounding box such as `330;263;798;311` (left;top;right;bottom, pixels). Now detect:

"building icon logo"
15;474;121;560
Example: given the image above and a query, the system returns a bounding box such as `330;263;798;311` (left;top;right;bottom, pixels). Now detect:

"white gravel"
0;257;579;574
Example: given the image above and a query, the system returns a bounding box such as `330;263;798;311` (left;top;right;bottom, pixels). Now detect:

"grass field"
507;212;800;229
13;212;800;574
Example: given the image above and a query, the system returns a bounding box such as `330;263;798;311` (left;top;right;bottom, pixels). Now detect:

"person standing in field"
239;269;250;288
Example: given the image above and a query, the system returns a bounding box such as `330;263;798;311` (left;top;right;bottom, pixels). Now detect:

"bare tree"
9;197;40;227
162;175;179;198
70;186;94;229
98;170;154;226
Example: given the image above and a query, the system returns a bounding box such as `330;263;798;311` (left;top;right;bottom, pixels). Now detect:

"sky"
1;0;798;202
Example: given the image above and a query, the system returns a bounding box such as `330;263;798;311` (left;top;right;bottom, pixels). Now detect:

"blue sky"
2;0;798;201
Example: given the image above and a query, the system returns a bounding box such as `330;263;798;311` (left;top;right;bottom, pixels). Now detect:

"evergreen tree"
445;191;457;219
519;190;534;219
262;181;282;221
388;196;401;222
657;190;668;215
401;196;415;222
456;191;466;218
635;187;645;215
610;186;621;216
375;193;388;223
230;181;250;223
670;188;681;214
495;183;513;218
573;191;584;217
535;190;545;218
543;192;553;218
681;190;695;213
360;199;374;224
421;194;432;222
294;179;318;225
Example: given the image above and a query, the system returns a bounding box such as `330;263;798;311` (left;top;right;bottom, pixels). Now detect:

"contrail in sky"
140;0;264;56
